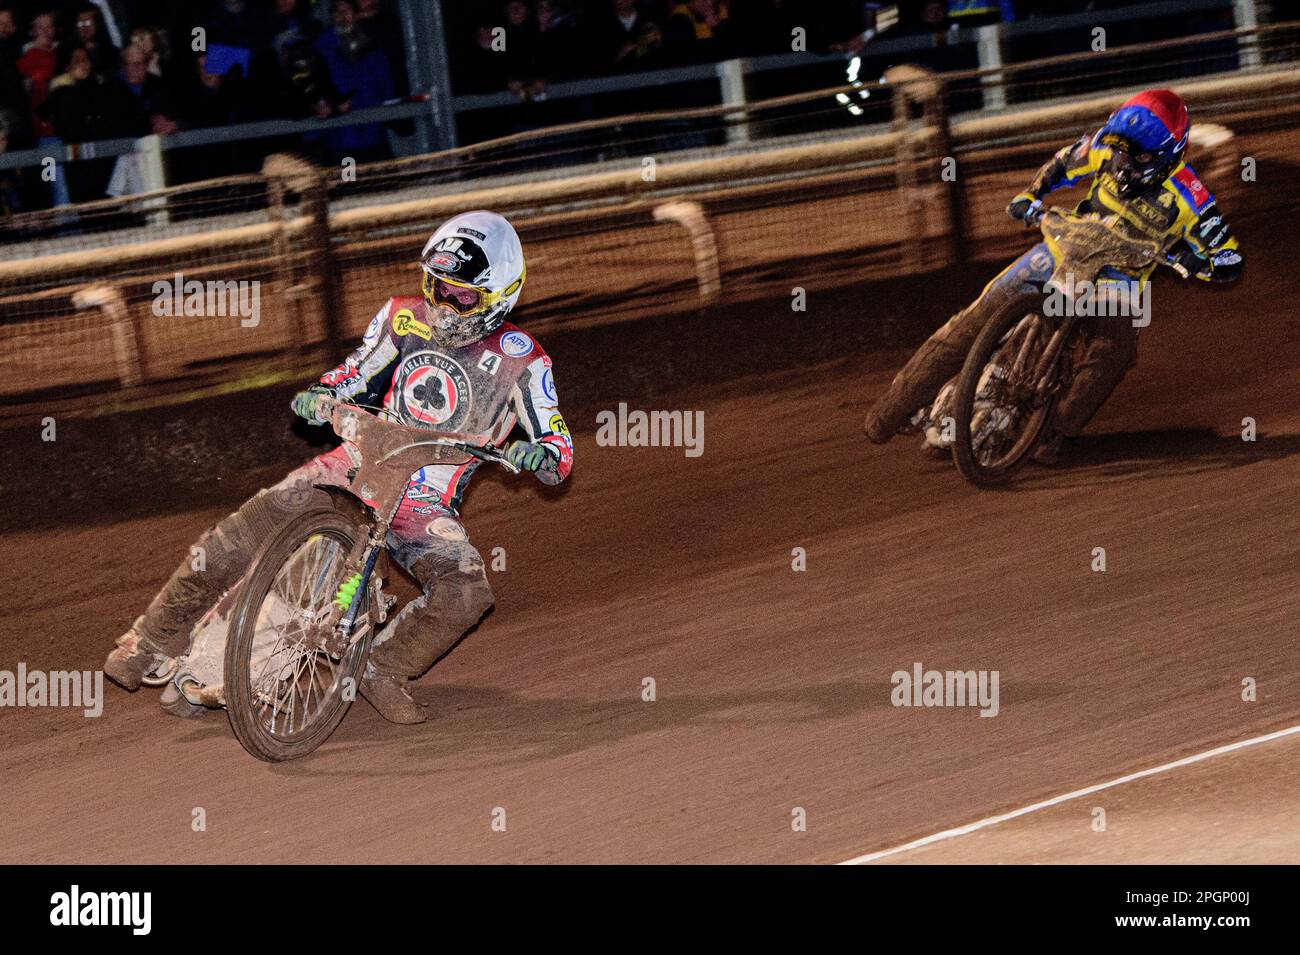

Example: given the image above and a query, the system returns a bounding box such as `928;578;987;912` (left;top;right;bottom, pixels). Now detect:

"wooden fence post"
263;154;344;352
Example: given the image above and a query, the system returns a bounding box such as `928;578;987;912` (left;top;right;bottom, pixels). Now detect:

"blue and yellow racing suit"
865;128;1243;443
1028;129;1242;283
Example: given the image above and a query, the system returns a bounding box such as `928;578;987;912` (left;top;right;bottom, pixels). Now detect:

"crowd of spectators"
0;1;1232;215
0;0;407;213
446;1;1158;95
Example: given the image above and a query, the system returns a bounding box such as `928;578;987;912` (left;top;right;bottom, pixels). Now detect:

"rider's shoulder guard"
384;297;437;342
1170;164;1216;216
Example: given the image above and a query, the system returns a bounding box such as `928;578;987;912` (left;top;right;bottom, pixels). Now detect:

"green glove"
291;385;331;423
505;440;553;472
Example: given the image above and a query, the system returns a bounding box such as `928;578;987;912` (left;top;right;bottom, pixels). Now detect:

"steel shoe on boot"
921;381;959;451
103;626;159;691
900;406;928;438
360;663;427;725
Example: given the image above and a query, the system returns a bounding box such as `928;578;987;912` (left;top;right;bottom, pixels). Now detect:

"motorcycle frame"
313;397;512;656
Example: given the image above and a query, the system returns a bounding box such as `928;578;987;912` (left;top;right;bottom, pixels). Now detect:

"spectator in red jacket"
17;9;59;138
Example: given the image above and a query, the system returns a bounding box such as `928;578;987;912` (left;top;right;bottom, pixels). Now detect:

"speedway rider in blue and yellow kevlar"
863;89;1242;458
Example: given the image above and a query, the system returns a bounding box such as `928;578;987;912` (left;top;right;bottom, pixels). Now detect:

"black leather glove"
1165;246;1208;280
1007;191;1045;227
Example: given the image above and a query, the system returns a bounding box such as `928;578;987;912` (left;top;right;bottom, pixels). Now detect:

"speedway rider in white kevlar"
104;211;573;724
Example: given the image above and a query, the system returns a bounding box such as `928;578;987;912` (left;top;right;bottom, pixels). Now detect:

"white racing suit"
129;296;573;683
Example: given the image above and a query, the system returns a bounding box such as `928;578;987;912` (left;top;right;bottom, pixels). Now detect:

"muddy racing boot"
863;410;895;445
103;625;163;691
360;662;427;725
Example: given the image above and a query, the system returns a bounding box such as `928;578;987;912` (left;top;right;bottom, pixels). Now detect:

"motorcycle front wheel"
224;507;374;762
952;296;1060;488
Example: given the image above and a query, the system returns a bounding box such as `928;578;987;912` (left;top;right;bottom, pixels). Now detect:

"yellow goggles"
422;267;525;316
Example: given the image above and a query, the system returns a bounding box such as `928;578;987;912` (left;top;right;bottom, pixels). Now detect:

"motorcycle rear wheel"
225;507;373;762
952;297;1060;488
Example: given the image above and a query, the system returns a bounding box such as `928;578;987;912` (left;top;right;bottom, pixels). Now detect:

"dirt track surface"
2;201;1299;864
871;730;1300;864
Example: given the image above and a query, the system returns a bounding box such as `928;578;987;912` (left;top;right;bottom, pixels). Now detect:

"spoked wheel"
952;297;1061;488
225;508;374;761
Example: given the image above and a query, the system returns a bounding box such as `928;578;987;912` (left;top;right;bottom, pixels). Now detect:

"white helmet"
419;211;526;347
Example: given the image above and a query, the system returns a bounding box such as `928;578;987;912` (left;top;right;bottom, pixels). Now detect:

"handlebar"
1019;202;1199;280
427;438;521;475
316;395;521;475
1029;201;1190;276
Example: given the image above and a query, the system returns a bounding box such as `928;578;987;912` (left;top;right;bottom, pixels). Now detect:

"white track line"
838;722;1300;865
